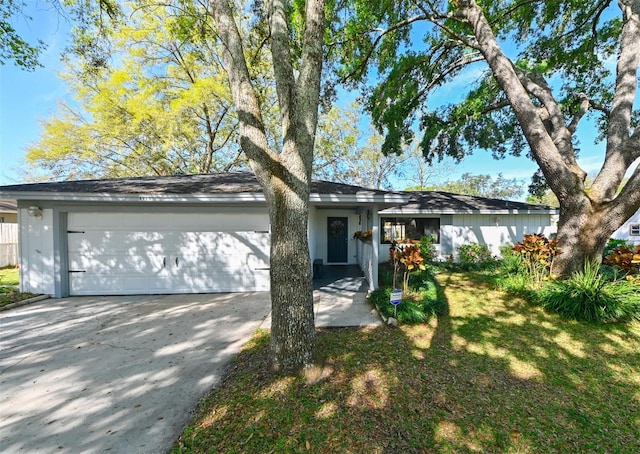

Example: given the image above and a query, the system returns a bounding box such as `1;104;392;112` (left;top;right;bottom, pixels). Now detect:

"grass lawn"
172;271;640;453
0;267;19;286
0;267;37;307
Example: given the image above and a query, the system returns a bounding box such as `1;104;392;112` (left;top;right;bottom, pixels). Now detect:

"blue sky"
0;4;621;193
0;3;72;185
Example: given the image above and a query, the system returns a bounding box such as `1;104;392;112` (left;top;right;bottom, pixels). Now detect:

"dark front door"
327;217;348;262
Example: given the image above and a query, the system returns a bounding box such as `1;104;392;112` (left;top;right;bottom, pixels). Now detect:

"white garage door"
67;211;270;295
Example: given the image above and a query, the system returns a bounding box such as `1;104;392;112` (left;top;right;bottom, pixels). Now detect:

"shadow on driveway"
0;293;271;453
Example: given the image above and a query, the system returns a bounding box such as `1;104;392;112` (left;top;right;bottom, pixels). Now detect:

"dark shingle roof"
0;174;557;212
0;172;391;196
381;191;557;213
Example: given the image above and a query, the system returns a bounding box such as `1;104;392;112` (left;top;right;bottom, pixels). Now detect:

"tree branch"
591;0;640;201
459;0;579;202
567;93;590;134
294;0;325;174
340;14;430;83
209;0;274;178
516;68;585;180
267;0;296;142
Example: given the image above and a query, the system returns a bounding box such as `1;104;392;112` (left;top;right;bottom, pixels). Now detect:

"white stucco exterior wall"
308;205;319;265
378;213;557;262
19;207;55;295
611;209;640;246
445;213;556;259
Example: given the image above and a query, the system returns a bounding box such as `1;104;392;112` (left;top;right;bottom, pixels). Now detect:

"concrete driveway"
0;293;271;454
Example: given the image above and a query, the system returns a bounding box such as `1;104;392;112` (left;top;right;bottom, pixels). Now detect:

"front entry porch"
312;264;364;290
311;265;380;327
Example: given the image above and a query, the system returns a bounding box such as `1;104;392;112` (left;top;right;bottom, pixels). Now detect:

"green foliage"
418;235;437;263
313;103;405;189
0;267;19;286
337;1;624;161
0;0;44;70
499;245;526;273
370;269;443;323
26;0;250;180
512;233;559;288
457;243;494;267
525;186;560;207
494;246;537;297
0;267;34;307
426;173;525;199
536;261;640;323
603;238;633;258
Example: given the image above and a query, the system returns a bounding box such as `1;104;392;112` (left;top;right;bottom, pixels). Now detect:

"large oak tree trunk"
210;0;324;372
552;201;618;277
461;0;640;278
267;179;315;370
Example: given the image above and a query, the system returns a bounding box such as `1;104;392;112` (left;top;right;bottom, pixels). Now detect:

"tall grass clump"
537;261;640;322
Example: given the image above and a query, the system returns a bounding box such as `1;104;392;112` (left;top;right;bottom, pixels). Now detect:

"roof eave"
0;191;412;206
380;207;560;215
0;191;267;203
310;193;410;205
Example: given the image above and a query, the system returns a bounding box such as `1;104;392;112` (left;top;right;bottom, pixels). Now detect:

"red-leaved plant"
390;242;426;295
512;233;559;287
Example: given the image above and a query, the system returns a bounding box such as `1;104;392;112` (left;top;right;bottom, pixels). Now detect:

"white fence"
0;224;18;267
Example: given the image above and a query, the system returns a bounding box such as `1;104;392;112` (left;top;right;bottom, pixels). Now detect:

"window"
382;217;440;244
630;224;640;236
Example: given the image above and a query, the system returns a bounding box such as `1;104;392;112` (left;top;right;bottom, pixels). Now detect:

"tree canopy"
338;0;640;276
25;0;250;179
0;0;45;70
314;103;406;189
426;173;525;199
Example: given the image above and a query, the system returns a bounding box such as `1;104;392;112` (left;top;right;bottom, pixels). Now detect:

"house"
611;208;640;246
0;172;558;297
0;200;17;223
378;191;559;261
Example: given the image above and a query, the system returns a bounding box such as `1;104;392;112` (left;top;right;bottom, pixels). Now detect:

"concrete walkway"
262;267;383;329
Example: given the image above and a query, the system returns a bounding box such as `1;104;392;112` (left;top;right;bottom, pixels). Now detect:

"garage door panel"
69;252;165;274
174;232;269;265
67;212;271;295
147;271;269;293
68;212;269;231
68;231;166;254
70;274;170;295
161;213;269;231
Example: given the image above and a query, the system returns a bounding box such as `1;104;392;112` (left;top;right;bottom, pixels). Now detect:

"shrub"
418;234;437;262
498;245;526;274
603;243;640;275
369;272;444;324
512;233;559;288
603;238;632;258
536;261;640;323
457;243;494;267
498;272;536;298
